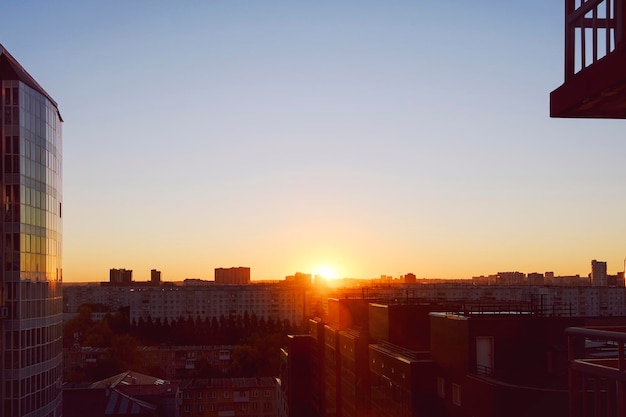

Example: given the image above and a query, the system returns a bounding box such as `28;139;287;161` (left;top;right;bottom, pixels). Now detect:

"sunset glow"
314;266;339;280
4;2;625;284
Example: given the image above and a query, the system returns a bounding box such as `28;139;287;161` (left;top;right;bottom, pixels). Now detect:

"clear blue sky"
3;1;626;281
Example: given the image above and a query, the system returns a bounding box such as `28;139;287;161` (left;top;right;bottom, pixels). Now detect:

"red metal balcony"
551;0;626;118
566;326;626;417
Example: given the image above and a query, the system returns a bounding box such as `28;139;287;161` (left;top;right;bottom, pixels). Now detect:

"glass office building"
0;45;63;417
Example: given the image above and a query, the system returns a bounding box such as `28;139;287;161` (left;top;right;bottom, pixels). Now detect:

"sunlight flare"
314;265;338;280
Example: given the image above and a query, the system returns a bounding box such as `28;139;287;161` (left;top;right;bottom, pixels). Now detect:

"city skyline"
2;1;626;283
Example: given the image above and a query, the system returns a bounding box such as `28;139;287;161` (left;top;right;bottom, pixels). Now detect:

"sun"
314;265;338;280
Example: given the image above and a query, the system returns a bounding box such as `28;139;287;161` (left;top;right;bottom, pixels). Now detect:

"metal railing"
564;0;625;80
566;327;626;417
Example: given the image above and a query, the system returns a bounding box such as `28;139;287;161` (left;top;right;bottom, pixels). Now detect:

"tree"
227;345;260;377
63;305;95;348
109;333;141;371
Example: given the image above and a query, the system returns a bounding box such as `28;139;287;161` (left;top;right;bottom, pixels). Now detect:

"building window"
437;377;445;399
452;383;461;406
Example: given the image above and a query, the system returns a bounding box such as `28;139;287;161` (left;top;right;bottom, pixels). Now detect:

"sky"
2;1;626;282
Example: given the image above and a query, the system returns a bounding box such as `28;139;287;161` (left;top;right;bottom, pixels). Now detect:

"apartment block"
179;377;276;417
64;282;310;326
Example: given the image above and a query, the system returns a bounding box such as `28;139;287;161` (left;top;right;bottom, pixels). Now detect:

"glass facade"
1;71;63;416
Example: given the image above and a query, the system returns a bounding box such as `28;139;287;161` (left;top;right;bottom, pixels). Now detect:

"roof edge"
0;43;60;111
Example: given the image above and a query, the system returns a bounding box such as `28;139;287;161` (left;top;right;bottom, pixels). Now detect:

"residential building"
527;272;544;286
565;326;626;417
63;371;180;417
429;312;582;417
404;273;417;284
591;259;608;287
151;269;161;284
178;377;276;417
109;268;132;285
278;335;316;417
63;282;308;327
0;44;64;417
64;345;235;381
215;267;250;285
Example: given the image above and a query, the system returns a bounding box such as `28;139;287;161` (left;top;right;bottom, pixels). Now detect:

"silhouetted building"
278;335;316;417
110;268;133;285
215;267;250;285
369;342;437;417
323;298;372;417
591;259;608;287
404;273;417;284
496;271;525;286
286;272;312;286
0;44;64;417
527;272;544;286
151;269;161;284
339;328;370;417
308;318;326;417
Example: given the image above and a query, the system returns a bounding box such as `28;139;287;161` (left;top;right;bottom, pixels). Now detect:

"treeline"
64;304;300;348
132;311;297;346
63;305;302;381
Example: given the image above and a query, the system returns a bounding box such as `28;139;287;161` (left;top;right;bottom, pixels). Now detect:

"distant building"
215;267;250;285
64;282;309;326
285;272;312;286
404;273;417;284
151;269;161;284
591;259;608;287
472;275;497;285
110;268;133;285
527;272;544;286
496;271;525;285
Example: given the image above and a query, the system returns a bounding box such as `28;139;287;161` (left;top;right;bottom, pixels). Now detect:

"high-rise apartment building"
591;259;608;287
215;266;250;285
109;268;132;285
0;45;64;417
150;269;161;284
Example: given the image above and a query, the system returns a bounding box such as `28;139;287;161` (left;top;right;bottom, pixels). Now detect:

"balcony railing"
564;0;625;80
565;326;626;417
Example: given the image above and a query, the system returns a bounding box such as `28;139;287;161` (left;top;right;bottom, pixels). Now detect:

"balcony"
550;0;626;118
566;326;626;416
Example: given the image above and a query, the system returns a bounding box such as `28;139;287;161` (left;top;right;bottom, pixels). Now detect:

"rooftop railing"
565;326;626;417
